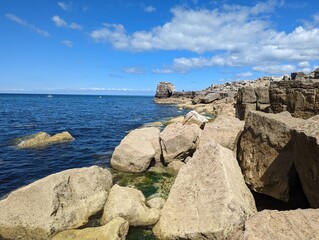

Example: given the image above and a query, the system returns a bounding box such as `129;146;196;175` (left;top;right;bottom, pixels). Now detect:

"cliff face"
235;69;319;120
155;82;176;98
270;79;319;119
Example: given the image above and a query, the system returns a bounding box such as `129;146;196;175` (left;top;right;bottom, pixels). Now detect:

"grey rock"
155;82;176;98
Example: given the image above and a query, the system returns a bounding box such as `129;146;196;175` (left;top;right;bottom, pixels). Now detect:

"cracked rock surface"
153;140;256;240
0;166;112;240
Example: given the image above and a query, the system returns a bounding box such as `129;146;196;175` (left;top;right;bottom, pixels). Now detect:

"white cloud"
301;67;311;73
52;15;82;30
298;61;310;68
62;40;73;47
163;55;236;73
6;13;50;37
89;3;275;53
253;64;296;74
52;15;67;27
236;72;253;78
90;24;129;49
122;67;144;74
57;2;71;11
152;68;173;74
89;1;319;75
69;22;82;30
144;5;156;13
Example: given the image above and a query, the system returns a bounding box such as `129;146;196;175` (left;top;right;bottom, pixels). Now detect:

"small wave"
12;123;37;129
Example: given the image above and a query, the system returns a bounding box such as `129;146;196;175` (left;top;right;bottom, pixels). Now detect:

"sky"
1;0;319;95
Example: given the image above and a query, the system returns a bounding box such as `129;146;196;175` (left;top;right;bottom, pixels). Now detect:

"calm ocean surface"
0;94;184;198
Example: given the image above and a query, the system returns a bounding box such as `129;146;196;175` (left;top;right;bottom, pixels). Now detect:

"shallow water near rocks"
77;168;175;239
0;94;185;198
112;167;175;199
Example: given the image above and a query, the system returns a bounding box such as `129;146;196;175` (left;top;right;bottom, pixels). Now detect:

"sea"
0;94;185;198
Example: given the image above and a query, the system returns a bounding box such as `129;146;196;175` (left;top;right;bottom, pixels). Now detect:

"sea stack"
155;82;176;98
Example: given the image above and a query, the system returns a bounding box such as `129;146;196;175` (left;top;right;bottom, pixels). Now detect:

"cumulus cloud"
6;13;50;37
253;64;296;74
57;2;71;11
144;5;156;13
89;1;319;75
89;3;276;53
152;68;173;74
91;24;129;49
62;40;73;47
298;61;310;68
122;67;144;74
52;15;82;30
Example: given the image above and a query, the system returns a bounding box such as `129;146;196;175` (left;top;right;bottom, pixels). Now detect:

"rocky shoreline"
1;69;319;239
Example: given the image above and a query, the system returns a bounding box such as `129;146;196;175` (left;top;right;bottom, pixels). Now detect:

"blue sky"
1;0;319;95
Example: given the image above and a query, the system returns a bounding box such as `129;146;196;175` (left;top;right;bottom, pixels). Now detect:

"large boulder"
237;87;257;104
198;115;244;151
101;185;160;227
269;79;319;119
160;123;201;163
17;131;74;148
255;86;270;104
0;166;112;240
292;115;319;207
153;141;256;240
111;127;160;173
52;217;129;240
155;82;176;98
238;111;304;201
237;86;270;120
182;110;208;129
239;209;319;239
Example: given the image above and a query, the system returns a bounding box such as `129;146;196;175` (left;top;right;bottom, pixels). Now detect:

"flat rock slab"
0;166;112;240
153;140;256;240
17;131;74;148
239;209;319;239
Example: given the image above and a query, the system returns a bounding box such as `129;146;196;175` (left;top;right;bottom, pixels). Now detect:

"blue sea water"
0;94;184;198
